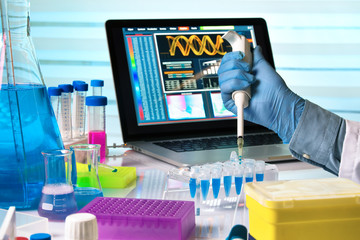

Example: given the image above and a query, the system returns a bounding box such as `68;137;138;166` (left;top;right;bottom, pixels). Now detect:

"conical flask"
0;0;63;209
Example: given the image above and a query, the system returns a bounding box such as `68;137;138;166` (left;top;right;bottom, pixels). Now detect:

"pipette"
222;31;252;161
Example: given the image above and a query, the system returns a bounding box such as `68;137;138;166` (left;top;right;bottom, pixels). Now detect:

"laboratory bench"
20;146;336;240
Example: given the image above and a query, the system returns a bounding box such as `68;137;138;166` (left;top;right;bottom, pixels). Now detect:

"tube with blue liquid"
255;160;265;182
244;159;255;183
211;167;222;199
222;166;233;197
199;168;211;201
234;164;244;195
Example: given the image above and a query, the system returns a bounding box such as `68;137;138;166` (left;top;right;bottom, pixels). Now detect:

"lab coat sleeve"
339;120;360;183
289;100;346;175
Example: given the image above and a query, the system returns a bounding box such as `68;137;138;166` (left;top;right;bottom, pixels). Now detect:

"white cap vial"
65;213;98;240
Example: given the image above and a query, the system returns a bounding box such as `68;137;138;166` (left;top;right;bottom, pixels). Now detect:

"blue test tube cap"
48;87;62;96
74;82;88;91
72;80;86;88
30;233;51;240
90;79;104;87
58;84;74;93
86;96;107;106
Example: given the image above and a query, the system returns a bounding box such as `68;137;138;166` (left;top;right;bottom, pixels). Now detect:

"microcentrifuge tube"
244;160;255;183
211;167;222;199
234;165;244;195
199;169;210;201
223;166;232;197
255;160;266;182
189;166;200;199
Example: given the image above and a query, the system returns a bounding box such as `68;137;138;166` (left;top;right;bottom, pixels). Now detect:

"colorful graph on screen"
166;35;227;56
210;92;235;117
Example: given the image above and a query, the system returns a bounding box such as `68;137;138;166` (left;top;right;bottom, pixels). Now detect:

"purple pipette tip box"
78;197;195;240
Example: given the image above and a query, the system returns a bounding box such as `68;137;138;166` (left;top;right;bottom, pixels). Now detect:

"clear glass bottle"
0;0;63;209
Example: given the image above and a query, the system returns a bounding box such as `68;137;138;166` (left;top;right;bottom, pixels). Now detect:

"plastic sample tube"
223;166;233;197
211;167;222;199
255;160;266;182
86;96;107;163
90;79;104;96
199;168;211;201
48;87;62;121
244;159;255;183
72;82;88;139
234;165;244;195
58;84;74;141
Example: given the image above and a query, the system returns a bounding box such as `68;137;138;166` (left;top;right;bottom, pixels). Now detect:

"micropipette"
222;31;252;161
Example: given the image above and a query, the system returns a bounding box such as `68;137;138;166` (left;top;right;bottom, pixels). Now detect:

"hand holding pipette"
221;31;253;161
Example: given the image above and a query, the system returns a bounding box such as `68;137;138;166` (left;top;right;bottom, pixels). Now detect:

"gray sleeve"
289;100;346;175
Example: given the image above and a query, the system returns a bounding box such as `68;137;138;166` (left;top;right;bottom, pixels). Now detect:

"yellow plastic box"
244;178;360;240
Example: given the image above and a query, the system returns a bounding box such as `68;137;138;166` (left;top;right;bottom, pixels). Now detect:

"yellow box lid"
244;178;360;209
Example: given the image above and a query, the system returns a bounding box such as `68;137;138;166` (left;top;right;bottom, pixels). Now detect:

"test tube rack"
78;197;195;240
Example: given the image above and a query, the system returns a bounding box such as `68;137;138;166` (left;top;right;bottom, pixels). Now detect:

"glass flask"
70;144;103;210
38;150;77;221
0;0;63;209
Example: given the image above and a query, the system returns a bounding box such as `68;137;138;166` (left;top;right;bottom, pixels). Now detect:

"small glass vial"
90;79;104;96
72;82;88;139
48;87;62;121
58;84;74;141
38;149;77;221
86;96;107;163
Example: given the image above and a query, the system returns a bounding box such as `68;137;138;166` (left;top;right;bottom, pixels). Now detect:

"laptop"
105;18;294;167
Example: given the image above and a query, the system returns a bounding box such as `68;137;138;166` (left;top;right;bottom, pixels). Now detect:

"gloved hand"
218;46;305;143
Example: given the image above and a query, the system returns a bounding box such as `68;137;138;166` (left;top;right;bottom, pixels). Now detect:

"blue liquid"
200;180;210;200
189;178;197;198
246;177;254;183
0;85;63;209
235;176;243;195
38;185;77;221
212;178;221;199
74;187;103;210
224;176;232;197
256;173;264;182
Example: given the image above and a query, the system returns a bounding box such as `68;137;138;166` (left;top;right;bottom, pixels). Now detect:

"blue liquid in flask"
74;187;103;210
212;178;221;199
0;85;63;209
38;184;77;221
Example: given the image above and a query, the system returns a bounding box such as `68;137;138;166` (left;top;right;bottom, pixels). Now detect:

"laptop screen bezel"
105;18;275;142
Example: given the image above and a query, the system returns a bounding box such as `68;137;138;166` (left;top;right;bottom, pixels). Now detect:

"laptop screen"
122;25;255;126
106;18;274;141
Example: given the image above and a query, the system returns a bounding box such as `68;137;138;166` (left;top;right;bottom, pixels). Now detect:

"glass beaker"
0;0;63;209
70;144;103;210
38;150;77;221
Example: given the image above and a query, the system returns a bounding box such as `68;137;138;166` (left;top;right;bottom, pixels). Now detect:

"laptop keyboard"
154;133;282;152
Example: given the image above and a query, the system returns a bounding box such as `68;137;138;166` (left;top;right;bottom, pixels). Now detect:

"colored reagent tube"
244;160;255;183
223;167;232;197
90;79;104;96
58;84;74;141
211;167;222;199
199;168;211;201
234;165;244;195
255;160;266;182
48;87;62;121
72;82;88;139
86;96;107;163
189;166;200;198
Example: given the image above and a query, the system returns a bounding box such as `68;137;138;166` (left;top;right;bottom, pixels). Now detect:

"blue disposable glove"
218;46;305;143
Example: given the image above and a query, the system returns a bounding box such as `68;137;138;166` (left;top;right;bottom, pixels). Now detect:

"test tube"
58;84;74;141
86;96;107;163
48;87;62;121
255;160;266;182
72;82;88;139
234;164;244;195
222;166;233;197
189;166;200;199
211;167;222;199
90;79;104;96
199;168;211;201
244;159;255;183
